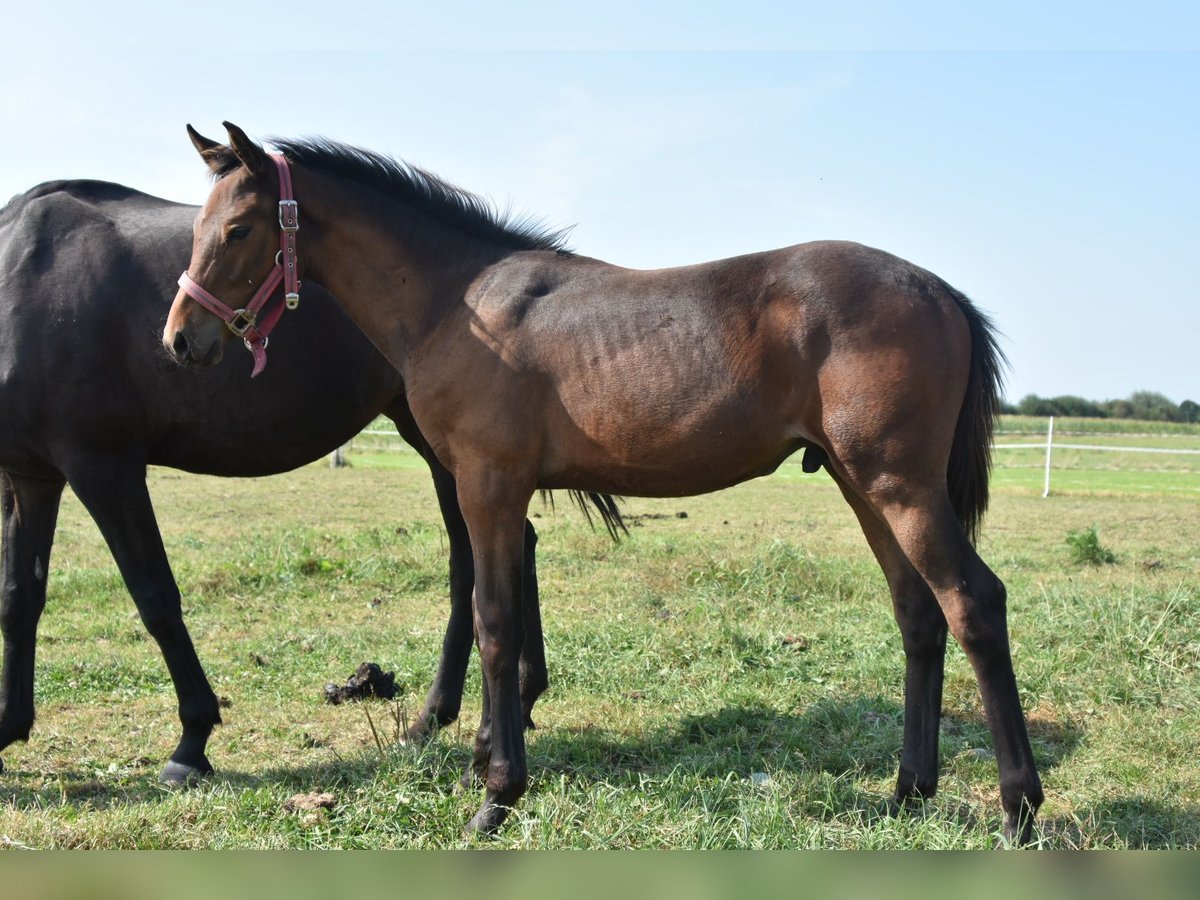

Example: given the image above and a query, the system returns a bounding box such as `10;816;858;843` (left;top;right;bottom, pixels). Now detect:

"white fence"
995;416;1200;496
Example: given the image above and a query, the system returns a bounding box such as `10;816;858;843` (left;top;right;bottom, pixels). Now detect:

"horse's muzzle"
163;317;224;368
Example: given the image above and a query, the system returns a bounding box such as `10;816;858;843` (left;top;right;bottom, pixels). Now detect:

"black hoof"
160;759;213;787
401;716;439;746
1003;816;1036;848
465;801;510;836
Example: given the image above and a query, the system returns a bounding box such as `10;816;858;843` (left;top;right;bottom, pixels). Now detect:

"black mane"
213;137;572;253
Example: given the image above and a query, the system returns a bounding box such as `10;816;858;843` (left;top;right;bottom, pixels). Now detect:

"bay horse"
164;123;1044;843
0;178;618;784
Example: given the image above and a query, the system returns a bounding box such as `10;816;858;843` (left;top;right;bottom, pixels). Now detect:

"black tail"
538;490;627;541
940;281;1008;545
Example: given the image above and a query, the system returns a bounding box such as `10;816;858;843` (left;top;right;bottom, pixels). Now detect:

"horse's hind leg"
62;457;220;784
857;483;1042;843
830;475;947;805
0;471;65;770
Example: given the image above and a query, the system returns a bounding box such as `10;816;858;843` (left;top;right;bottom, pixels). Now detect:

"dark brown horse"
164;123;1044;842
0;177;620;784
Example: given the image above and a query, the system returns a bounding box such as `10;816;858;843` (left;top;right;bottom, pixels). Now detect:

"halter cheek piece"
177;152;301;378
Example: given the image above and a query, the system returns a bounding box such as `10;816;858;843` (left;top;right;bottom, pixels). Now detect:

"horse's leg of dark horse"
832;475;947;804
861;486;1042;843
461;521;543;790
457;520;545;790
454;468;532;833
517;519;547;728
385;403;547;740
0;471;66;771
62;456;220;783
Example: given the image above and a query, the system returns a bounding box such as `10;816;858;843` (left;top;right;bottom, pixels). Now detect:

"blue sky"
2;4;1196;403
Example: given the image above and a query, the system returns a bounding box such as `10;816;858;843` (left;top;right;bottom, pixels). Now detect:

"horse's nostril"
171;330;189;360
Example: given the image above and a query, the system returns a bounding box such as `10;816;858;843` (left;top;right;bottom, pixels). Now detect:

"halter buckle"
228;309;257;337
285;292;300;310
278;200;299;232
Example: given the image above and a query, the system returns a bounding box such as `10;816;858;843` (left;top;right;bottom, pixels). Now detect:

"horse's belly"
542;390;804;497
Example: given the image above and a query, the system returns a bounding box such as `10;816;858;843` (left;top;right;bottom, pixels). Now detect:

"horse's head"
163;122;297;374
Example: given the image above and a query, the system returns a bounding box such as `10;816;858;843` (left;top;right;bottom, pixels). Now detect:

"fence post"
1042;416;1054;498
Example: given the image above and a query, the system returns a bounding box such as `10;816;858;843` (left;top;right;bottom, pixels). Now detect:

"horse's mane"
210;136;572;254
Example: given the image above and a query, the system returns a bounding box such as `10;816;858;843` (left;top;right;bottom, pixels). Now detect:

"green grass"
0;440;1196;848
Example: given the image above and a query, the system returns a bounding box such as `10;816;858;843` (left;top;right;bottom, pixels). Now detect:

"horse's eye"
226;225;252;242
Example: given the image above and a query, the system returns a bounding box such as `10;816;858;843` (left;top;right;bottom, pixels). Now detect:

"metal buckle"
228;309;256;337
244;335;268;352
278;200;299;231
285;292;300;310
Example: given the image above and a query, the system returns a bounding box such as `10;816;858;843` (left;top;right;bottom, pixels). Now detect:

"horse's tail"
539;490;627;541
941;280;1008;546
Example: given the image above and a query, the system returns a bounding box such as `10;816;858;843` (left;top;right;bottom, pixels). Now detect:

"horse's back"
447;240;977;495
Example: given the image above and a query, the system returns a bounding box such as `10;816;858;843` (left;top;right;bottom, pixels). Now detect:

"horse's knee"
478;631;521;680
0;603;37;642
0;573;48;639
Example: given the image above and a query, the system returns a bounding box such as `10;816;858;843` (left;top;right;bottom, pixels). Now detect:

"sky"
2;3;1196;404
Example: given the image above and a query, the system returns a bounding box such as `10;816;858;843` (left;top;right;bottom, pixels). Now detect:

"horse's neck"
299;172;503;372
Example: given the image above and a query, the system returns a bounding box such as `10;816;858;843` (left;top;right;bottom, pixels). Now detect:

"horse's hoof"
891;786;936;810
464;801;509;837
159;759;213;787
400;718;435;746
0;756;5;775
1002;816;1036;848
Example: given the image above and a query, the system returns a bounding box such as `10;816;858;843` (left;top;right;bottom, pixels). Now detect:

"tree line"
1002;391;1200;423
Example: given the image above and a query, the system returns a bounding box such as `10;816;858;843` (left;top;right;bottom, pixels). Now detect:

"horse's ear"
222;121;269;179
187;124;229;174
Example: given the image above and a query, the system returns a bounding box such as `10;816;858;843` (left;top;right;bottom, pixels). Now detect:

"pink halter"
177;152;301;377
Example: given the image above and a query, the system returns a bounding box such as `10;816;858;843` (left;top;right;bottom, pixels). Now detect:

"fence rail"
999;443;1200;455
992;416;1200;496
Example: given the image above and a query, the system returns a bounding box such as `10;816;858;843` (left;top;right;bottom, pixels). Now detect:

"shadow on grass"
529;695;1085;784
5;697;1192;848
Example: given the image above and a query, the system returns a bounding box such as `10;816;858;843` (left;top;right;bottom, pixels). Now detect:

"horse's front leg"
455;470;533;834
386;403;549;740
63;455;220;783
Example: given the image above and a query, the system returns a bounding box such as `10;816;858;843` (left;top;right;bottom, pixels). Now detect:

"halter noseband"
177;152;301;378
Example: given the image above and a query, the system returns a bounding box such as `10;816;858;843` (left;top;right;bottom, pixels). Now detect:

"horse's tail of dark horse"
941;280;1008;546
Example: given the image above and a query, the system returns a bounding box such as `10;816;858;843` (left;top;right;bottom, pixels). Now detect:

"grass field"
0;419;1196;848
